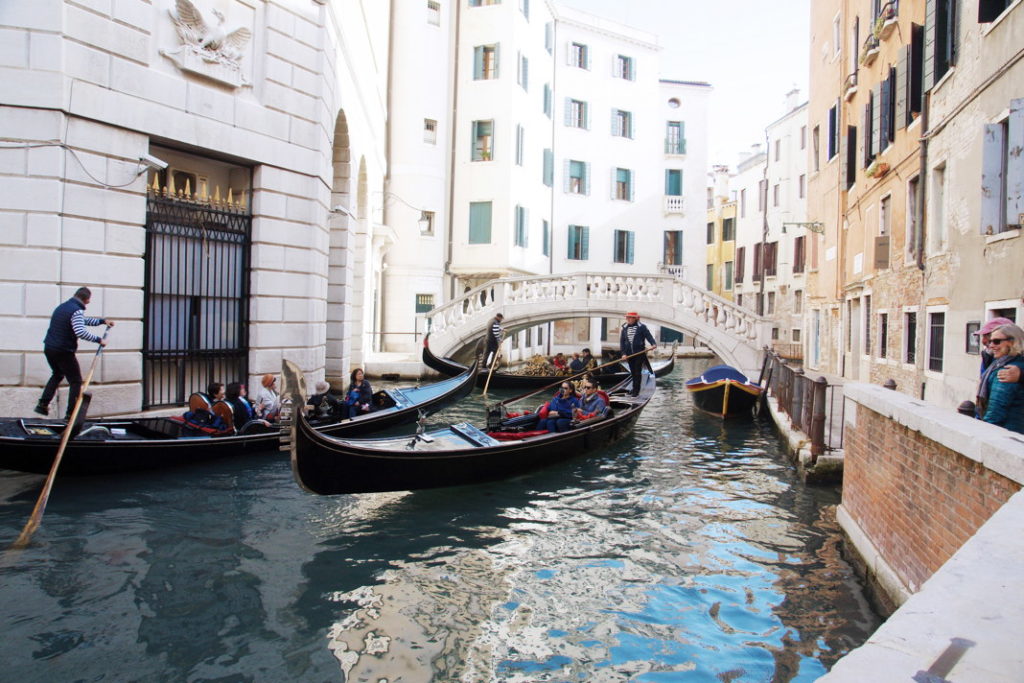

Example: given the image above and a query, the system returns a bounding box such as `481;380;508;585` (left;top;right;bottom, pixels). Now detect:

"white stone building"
381;2;711;359
0;0;389;416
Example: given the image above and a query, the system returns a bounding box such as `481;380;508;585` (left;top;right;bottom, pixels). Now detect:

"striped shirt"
71;310;105;344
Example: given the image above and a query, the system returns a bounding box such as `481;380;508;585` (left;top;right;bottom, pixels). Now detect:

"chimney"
785;87;801;112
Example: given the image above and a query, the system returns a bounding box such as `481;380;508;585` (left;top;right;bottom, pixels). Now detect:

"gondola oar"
482;345;502;398
494;345;657;409
10;326;111;550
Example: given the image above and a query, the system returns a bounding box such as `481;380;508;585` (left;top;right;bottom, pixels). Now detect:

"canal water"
0;359;880;682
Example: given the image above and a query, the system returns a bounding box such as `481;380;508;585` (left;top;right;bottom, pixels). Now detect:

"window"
424;118;437;144
427;1;440;25
468;201;492;244
542;148;553;187
864;89;876;167
771;327;780;341
753;243;762;282
665;169;682;196
979;0;1014;22
879;312;889;358
544;22;553;53
774;139;781;161
812;125;821;172
767;291;776;314
764;241;778;276
724;261;734;290
722;217;735;241
570;42;589;69
543;83;552;118
566;160;589;195
706;222;715;244
517;53;529;90
905;24;925;124
567;99;588;129
706;264;714;290
473;45;498;80
758;179;767;211
794;289;803;314
880;194;891;235
981;100;1023;235
515;124;524;166
966;321;981;354
613;109;633;138
514;205;528;247
827;101;839;159
567;224;589;260
471;120;493;161
735;246;745;283
864;295;872;355
907;175;920;257
833;12;842;57
846;125;857;188
773;184;780;207
663;230;683;266
616;54;635;80
930;163;946;252
665;121;685;154
613;168;633;201
519;0;529;19
420;210;435;236
928;311;945;372
469;0;500;5
740;188;747;217
793;235;806;273
925;0;958;88
799;174;806;198
542;220;549;256
613;229;635;264
415;293;434;313
800;125;807;149
904;310;917;364
881;66;897;148
793;328;802;343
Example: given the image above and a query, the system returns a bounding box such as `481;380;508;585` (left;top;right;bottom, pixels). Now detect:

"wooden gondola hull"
422;337;674;388
684;365;762;418
287;372;656;495
0;362;477;476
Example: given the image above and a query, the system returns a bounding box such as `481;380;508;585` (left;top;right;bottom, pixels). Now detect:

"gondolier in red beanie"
619;311;656;396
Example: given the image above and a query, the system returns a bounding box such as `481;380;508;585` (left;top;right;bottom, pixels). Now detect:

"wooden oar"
482;345;502;398
11;326;110;550
494;346;657;409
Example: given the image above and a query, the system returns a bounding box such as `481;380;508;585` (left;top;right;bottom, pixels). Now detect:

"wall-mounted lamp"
782;221;825;234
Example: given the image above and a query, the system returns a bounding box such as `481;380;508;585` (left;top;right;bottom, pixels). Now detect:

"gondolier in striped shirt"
619;311;656;397
35;287;114;419
485;313;504;368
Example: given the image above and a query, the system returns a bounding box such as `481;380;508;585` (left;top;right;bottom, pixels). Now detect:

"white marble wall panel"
0;28;28;67
26;213;62;248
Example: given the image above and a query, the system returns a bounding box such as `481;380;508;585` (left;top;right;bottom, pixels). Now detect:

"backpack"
177;408;229;436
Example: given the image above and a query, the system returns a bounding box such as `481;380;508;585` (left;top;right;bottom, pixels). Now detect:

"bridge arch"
419;273;770;377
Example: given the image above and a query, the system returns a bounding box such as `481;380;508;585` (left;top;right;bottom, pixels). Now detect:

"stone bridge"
418;272;770;377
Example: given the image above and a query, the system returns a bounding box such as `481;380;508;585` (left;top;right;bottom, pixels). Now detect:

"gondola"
684;364;763;418
422;335;675;388
283;360;657;495
0;361;478;476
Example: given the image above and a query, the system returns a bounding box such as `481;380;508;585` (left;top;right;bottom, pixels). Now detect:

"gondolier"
485;313;504;368
619;311;656;397
35;287;114;419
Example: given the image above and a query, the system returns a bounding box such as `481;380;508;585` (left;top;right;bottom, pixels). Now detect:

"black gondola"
283;359;657;496
684;364;763;418
422;335;675;388
0;361;478;476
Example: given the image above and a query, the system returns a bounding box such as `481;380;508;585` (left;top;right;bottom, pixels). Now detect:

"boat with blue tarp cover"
684;364;763;418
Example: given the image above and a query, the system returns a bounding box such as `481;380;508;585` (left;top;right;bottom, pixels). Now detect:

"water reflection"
0;359;879;681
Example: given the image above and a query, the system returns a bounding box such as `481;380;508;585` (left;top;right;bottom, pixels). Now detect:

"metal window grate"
142;191;251;409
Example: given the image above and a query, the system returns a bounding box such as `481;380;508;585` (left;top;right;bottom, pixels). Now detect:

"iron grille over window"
143;190;250;409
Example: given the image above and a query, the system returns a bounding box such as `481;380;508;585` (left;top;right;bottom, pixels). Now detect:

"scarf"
977;354;1015;411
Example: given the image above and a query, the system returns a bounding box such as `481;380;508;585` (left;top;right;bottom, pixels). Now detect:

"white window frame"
924;304;948;378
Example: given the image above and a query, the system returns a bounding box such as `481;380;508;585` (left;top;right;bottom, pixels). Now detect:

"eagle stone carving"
163;0;252;86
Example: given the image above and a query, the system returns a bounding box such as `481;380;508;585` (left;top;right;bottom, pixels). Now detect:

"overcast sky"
556;0;811;168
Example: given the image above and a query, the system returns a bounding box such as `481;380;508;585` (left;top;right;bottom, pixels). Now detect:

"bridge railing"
419;272;768;356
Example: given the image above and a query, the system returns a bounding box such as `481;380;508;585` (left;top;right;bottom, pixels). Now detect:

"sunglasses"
582;385;595;390
988;337;1012;346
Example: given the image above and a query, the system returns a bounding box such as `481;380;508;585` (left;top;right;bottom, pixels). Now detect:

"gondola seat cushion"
486;429;549;440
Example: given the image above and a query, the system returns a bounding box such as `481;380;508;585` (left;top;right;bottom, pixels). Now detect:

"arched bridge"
419;273;770;377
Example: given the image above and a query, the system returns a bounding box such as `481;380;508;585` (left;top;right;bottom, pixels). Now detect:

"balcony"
664;196;684;214
664;138;686;155
860;35;880;66
875;1;898;40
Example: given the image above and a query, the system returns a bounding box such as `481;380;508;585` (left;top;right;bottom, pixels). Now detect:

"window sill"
986;228;1020;244
982;0;1023;35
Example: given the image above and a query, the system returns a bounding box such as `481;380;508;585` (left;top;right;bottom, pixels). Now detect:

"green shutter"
627;231;635;264
567;225;577;259
469;201;492;244
581;226;589;260
473;46;483;79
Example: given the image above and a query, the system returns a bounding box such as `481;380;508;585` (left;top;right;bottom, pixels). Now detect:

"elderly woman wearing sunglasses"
977;323;1024;434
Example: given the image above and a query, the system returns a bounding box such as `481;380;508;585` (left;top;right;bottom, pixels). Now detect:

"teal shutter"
469;201;492;243
627;231;635;264
543;148;553;186
581;226;589;260
628;170;635;201
494;43;500;78
584;162;591;195
567;225;577;259
871;83;882;157
563;159;571;192
473;46;483;79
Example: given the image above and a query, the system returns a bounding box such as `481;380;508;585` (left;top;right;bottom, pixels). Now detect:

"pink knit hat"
975;317;1014;336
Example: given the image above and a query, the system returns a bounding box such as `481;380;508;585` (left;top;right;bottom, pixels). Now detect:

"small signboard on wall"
966;321;981;354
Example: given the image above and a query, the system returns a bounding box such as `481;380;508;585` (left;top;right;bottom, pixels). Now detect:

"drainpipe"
444;0;462;301
759;127;769;317
916;91;929;272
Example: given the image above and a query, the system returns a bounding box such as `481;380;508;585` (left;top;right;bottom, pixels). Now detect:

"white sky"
555;0;811;167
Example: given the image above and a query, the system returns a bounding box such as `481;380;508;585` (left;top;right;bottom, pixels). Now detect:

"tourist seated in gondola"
307;380;344;420
552;353;568;373
572;378;610;425
538;382;581;433
568;352;585;373
255;373;281;421
343;368;373;419
225;381;272;433
179;382;230;436
579;348;597;371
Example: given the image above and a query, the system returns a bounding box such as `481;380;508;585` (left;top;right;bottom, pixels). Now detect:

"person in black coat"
619;311;656;396
485;313;504;368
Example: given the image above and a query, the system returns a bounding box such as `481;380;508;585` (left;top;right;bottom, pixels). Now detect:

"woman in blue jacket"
978;323;1024;435
538;382;580;433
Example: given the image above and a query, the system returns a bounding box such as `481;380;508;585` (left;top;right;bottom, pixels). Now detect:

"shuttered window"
981;99;1024;235
468;201;492;244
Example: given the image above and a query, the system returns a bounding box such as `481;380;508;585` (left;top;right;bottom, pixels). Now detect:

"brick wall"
840;382;1024;599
